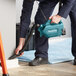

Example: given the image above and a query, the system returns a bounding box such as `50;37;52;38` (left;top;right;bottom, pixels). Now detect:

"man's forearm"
19;38;25;47
58;0;75;18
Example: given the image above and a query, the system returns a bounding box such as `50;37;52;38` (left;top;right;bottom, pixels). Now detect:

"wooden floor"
0;61;76;76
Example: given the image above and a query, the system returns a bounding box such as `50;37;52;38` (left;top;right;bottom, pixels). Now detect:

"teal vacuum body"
38;19;64;38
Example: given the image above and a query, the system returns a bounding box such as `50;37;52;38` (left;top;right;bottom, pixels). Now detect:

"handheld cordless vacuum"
38;19;64;38
9;0;65;60
9;19;65;60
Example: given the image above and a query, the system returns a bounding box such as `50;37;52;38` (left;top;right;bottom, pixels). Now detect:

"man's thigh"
69;1;76;45
35;0;58;24
69;1;76;28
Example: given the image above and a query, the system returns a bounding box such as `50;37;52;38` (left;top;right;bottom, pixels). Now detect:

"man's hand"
15;38;25;56
15;45;24;56
49;15;62;24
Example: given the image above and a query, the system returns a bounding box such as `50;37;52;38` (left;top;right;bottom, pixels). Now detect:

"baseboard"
0;59;19;70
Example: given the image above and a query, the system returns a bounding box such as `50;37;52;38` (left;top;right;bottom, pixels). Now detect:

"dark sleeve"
58;0;75;18
20;0;34;38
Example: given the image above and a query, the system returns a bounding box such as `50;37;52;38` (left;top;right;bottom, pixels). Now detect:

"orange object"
0;32;9;76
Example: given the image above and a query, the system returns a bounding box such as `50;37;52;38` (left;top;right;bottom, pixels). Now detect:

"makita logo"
47;29;57;33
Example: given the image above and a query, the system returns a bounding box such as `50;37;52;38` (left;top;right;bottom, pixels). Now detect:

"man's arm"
49;0;75;23
58;0;75;18
15;0;34;56
20;0;34;38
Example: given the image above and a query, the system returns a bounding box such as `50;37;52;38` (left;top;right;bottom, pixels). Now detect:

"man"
15;0;76;66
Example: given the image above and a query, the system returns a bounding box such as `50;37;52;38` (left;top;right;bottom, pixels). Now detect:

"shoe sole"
29;61;50;66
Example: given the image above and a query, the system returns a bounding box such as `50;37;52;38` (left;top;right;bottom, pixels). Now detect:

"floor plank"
0;61;76;76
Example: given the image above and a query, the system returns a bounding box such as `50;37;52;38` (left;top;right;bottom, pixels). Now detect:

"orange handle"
0;32;8;74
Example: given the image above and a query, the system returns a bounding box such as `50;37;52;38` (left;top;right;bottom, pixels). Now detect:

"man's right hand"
15;38;25;56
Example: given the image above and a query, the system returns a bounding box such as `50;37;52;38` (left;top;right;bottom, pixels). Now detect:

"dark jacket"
20;0;75;38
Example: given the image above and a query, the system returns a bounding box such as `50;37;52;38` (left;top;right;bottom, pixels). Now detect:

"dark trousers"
35;0;76;58
69;2;76;58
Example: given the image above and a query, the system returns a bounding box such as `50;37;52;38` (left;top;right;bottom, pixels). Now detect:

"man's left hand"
49;15;62;24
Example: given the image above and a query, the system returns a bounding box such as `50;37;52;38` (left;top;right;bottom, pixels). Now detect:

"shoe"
73;58;76;65
29;57;49;66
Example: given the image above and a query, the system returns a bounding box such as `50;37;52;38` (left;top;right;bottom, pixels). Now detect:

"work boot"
29;57;49;66
73;58;76;65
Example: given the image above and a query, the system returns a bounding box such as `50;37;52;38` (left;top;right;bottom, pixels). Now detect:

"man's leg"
69;2;76;65
29;0;58;66
35;0;58;58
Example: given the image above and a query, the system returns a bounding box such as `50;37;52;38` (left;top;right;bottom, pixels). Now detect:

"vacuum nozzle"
8;50;24;60
8;54;18;60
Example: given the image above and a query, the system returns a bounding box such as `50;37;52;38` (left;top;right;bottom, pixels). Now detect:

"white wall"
16;0;71;37
16;0;23;23
0;0;16;59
